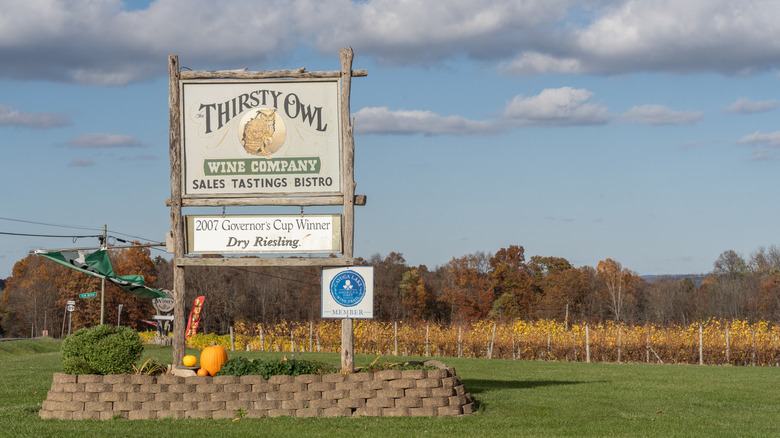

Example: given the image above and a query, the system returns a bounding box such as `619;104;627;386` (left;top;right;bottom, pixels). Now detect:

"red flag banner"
185;296;205;339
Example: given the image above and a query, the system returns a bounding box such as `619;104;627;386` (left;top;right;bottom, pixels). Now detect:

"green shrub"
216;356;336;378
61;325;144;374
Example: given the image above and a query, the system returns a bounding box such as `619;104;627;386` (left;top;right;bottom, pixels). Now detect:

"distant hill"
641;274;708;287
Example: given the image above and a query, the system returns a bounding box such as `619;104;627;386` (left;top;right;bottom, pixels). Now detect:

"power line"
0;231;101;239
0;216;103;232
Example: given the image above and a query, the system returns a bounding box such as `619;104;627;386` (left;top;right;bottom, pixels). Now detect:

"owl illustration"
242;109;276;155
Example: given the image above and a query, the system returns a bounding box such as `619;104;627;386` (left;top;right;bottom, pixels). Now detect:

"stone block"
268;375;294;385
169;401;199;411
213;376;239;385
295;408;322;418
293;391;322;401
376;388;404;399
253;400;281;410
212;410;237;420
334;381;362;391
279;382;308;393
156;376;184;385
388;379;416;389
449;395;467;406
438;405;462;416
128;410;156;420
225;400;252;411
156;410;185;419
373;369;401;381
194;384;222;394
129;375;151;385
462;402;476;415
349;388;376;399
168;383;195;393
112;383;140;393
127;392;155;402
197;400;226;411
267;409;295;418
77;374;103;384
239;375;267;385
337;397;365;409
366;397;395;408
405;387;432;398
382;407;410;417
142;401;171;411
85;383;113;393
252;382;276;393
45;391;72;403
52;373;77;384
281;400;308;410
183;376;211;385
113;401;143;411
308;381;335;392
239;392;264;402
431;387;455;397
72;392;99;403
410;406;438;417
224;383;250;393
266;391;293;401
294;374;321;384
245;409;267;418
321;374;346;383
321;389;349;400
401;369;426;380
210;391;238;402
396;396;422;409
307;398;336;409
99;392;127;402
422;396;450;408
155;392;183;402
103;375;130;385
354;406;383;417
425;368;449;379
72;410;101;420
101;411;127;420
347;372;372;382
454;384;466;396
416;378;442;389
322;407;352;418
139;384;165;393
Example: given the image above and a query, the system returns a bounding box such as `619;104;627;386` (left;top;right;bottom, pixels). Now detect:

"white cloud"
354;106;494;136
621;104;702;125
64;133;145;149
736;131;780;148
0;104;71;129
69;158;94;167
721;97;779;114
2;0;778;84
501;87;610;126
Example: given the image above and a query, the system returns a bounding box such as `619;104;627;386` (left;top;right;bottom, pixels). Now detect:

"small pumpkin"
182;355;197;367
196;368;210;376
200;345;228;376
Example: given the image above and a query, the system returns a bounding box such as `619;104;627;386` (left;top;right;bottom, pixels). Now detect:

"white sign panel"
181;80;341;197
321;266;374;319
186;215;342;254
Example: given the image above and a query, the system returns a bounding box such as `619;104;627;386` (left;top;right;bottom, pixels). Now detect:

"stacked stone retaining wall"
39;366;475;420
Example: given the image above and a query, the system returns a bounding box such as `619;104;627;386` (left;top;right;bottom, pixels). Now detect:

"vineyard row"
141;319;780;367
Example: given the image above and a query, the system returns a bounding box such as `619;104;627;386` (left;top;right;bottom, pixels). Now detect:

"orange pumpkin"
200;345;228;376
196;368;210;376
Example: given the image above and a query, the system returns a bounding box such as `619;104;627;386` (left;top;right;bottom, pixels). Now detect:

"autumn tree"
487;246;536;319
399;266;436;320
596;258;644;323
441;252;492;322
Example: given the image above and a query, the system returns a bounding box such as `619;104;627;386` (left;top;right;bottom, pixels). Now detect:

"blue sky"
1;0;779;278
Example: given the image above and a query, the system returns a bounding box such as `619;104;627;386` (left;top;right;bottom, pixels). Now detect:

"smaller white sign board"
321;266;374;319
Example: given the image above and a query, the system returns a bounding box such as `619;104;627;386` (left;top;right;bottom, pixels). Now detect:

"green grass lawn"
1;340;778;437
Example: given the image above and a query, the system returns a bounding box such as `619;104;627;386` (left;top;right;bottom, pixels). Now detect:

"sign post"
168;48;366;369
66;300;75;336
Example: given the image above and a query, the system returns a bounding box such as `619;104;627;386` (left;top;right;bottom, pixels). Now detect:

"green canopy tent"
35;249;167;299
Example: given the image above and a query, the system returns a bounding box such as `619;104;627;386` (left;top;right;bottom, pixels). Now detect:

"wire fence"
141;318;780;367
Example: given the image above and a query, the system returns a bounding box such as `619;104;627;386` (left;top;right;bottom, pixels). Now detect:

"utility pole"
100;224;107;325
117;304;123;327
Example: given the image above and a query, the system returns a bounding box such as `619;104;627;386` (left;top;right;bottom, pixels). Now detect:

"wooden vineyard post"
339;47;356;373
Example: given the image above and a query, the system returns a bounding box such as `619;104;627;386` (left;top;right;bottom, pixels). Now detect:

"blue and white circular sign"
329;270;366;307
